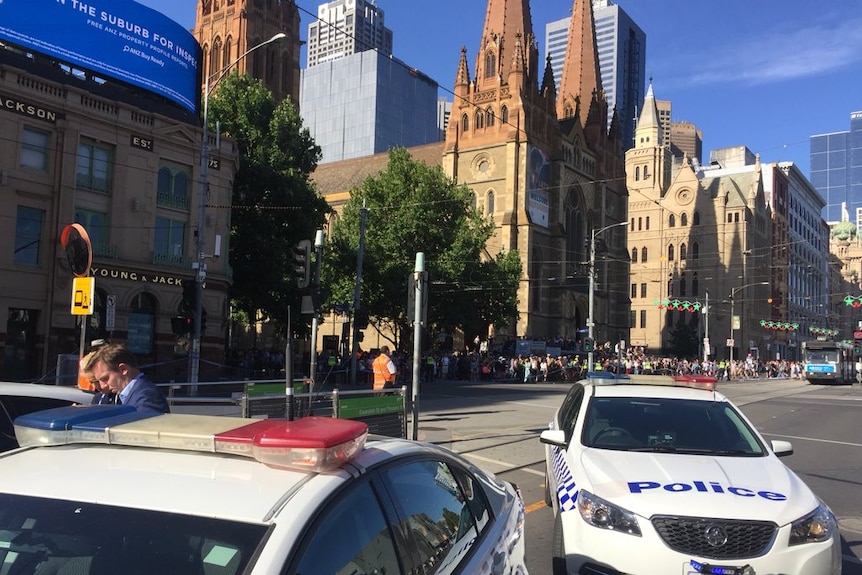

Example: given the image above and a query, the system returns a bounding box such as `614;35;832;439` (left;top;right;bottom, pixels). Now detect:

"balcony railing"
156;192;190;211
91;243;118;259
151;252;192;269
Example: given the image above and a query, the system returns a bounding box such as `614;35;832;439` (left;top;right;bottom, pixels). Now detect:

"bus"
801;339;857;384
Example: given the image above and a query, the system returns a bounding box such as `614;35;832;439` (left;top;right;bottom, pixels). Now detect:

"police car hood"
580;449;818;523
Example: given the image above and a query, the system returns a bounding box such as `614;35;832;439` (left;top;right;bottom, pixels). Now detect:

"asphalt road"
411;377;862;575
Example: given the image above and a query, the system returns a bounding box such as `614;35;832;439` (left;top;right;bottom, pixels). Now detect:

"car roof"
0;381;93;402
581;374;728;402
0;407;488;524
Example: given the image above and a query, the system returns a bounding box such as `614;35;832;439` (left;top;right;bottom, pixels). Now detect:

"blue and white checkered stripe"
551;445;578;512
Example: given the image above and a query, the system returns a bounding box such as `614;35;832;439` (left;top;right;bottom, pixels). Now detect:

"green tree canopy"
324;148;521;350
207;73;329;334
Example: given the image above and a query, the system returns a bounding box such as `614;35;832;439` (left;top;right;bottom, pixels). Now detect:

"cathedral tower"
194;0;301;105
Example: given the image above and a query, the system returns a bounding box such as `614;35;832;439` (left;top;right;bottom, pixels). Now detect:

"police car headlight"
789;504;836;545
577;490;641;536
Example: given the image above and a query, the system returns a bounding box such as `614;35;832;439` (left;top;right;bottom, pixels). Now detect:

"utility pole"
350;205;367;386
587;221;627;370
309;230;324;388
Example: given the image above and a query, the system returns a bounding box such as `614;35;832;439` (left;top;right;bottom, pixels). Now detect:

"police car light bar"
14;406;368;473
586;372;716;391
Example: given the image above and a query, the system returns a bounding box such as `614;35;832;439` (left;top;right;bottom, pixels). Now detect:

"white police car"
0;405;528;575
540;374;841;575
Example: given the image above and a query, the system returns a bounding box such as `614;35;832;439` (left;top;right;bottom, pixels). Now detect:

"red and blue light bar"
14;406;368;472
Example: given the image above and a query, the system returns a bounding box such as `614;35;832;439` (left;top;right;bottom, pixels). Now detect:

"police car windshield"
582;396;765;455
0;493;269;575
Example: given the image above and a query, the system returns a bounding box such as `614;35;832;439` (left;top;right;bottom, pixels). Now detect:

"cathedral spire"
557;0;603;122
476;0;535;89
634;81;661;148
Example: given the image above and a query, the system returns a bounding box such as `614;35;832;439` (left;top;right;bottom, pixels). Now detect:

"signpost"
60;223;93;390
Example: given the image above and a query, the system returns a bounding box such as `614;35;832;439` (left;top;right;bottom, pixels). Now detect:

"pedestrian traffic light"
583;337;595;352
854;340;862;355
293;239;312;289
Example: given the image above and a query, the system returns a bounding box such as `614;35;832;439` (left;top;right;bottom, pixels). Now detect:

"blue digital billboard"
0;0;201;114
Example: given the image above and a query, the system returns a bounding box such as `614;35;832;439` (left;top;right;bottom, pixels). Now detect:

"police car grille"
651;516;777;559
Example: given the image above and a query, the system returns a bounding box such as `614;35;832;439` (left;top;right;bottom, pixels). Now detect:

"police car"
540;373;841;575
0;381;93;452
0;405;528;575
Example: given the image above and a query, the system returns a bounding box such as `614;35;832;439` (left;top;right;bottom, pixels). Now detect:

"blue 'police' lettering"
628;481;786;501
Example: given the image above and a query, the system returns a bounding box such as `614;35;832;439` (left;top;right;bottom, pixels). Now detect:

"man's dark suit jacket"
123;374;170;413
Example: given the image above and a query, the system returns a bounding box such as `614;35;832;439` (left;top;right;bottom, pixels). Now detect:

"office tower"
545;0;646;149
306;0;393;67
810;111;862;224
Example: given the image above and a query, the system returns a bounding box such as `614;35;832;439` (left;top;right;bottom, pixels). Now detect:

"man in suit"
86;343;170;413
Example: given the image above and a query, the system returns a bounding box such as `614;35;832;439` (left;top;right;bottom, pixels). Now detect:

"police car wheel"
544;471;553;507
551;512;567;575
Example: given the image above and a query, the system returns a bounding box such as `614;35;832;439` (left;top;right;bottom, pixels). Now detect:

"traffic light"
355;309;369;330
293;239;312;289
171;315;192;336
201;307;208;333
180;279;196;316
583;337;595;352
854;340;862;355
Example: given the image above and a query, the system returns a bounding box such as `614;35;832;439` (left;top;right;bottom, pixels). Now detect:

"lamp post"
588;221;628;370
189;32;287;385
728;281;769;378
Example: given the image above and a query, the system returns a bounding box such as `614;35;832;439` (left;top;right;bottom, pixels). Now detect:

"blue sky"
137;0;862;177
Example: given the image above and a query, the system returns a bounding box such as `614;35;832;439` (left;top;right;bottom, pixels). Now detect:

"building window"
20;126;50;171
630;310;636;328
668;244;675;262
643;165;649;179
693;211;700;225
680;273;687;297
641;247;647;262
640;309;647;328
128;292;156;356
669;214;676;227
680;243;687;261
635;166;640;180
631;247;638;263
692;242;699;259
645;216;649;230
461;114;469;132
637;217;642;231
157;164;191;210
486;190;494;215
76;138;114;193
485;51;496;78
692;273;699;296
501;106;508;124
631;284;637;298
475;110;484;129
641;283;647;298
486;107;495;127
681;213;688;226
14;206;44;266
154;217;186;265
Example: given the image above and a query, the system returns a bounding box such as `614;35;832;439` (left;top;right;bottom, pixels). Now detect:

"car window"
0;397;79;452
0;493;268;575
557;384;585;443
583;397;766;455
291;480;403;575
385;460;491;575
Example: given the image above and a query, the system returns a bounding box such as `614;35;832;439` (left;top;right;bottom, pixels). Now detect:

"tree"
207;73;330;335
668;315;700;358
324;148;521;350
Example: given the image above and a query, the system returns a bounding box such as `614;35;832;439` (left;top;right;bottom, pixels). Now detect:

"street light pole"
588;221;627;370
728;281;768;378
189;32;287;385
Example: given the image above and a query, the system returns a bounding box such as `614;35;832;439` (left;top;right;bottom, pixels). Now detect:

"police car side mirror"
771;440;793;458
540;429;567;448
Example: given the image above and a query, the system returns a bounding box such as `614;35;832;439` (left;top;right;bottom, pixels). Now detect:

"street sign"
106;294;116;331
71;277;95;315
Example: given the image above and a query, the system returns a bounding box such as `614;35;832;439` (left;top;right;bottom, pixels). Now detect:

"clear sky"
137;0;862;177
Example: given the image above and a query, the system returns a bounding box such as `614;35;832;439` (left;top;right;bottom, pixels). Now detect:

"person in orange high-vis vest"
372;346;398;391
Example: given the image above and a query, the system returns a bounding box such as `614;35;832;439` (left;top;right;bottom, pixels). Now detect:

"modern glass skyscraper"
810;111;862;225
545;0;645;150
306;0;393;67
